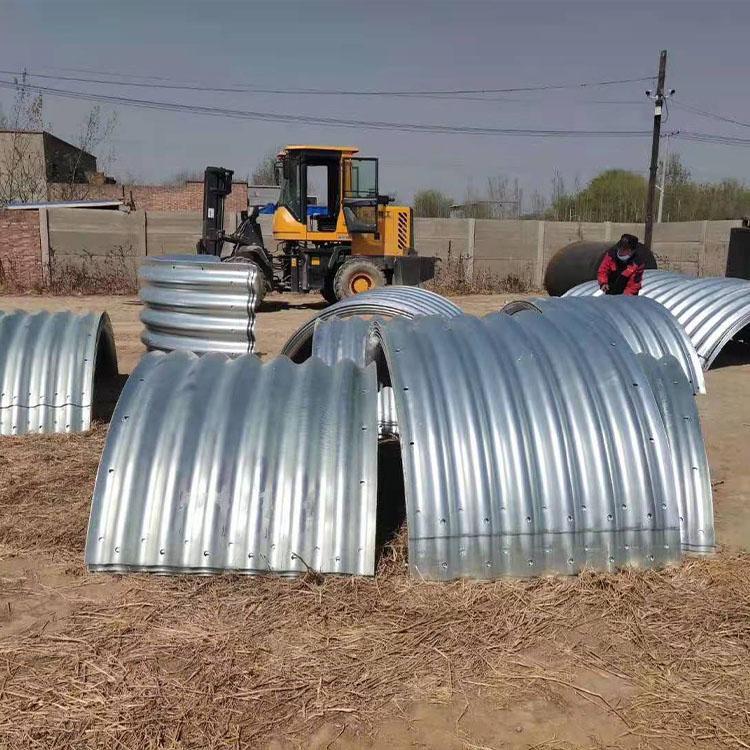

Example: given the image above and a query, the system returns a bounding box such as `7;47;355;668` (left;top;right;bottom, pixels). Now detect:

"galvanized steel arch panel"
564;271;750;368
282;286;462;362
139;255;258;355
85;352;378;576
501;296;705;394
373;313;712;580
0;310;117;435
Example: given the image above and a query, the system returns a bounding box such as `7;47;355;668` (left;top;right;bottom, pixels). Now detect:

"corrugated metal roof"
501;296;706;394
372;313;712;580
282;286;462;362
139;254;259;355
564;271;750;368
85;351;378;576
0;310;117;435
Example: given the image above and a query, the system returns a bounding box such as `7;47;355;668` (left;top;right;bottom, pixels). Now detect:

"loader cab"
273;146;381;242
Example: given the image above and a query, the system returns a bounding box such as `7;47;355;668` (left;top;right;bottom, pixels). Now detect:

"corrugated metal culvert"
564;271;750;368
0;310;117;435
85;352;378;576
371;313;713;580
311;317;399;438
281;286;462;362
139;254;259;355
501;296;706;394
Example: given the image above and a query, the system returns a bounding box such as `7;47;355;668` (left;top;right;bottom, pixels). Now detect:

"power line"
671;100;750;129
0;78;654;138
676;130;750;146
0;68;656;98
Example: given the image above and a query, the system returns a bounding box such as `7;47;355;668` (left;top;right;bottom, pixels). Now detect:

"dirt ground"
0;291;749;749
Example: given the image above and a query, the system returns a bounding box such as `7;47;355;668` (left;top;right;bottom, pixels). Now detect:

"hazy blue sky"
1;0;749;206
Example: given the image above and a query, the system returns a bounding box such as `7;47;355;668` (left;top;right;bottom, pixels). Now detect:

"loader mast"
201;166;234;256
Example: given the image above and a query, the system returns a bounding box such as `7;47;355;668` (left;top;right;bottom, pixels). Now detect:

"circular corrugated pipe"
544;240;657;297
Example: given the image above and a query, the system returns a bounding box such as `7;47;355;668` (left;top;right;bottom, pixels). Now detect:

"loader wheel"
333;259;386;300
224;254;267;305
321;275;338;305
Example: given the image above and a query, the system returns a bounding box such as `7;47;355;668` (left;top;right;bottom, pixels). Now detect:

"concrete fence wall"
0;207;743;291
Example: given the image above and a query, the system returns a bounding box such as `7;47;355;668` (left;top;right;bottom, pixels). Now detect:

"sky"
1;0;749;207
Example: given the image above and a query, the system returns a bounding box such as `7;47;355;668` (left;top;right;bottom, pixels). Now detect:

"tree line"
413;155;750;222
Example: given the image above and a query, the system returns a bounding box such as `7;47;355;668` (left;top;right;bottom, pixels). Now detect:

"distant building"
0;130;99;203
248;183;280;207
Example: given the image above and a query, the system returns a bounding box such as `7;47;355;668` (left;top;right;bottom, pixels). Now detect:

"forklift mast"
201;166;234;256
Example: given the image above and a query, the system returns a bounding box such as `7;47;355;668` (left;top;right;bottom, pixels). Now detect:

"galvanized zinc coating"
564;271;750;368
373;313;713;580
312;317;399;437
282;286;462;362
501;296;706;394
0;310;117;435
139;255;259;355
85;351;378;576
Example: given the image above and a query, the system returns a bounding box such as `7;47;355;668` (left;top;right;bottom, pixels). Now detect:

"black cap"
618;233;639;250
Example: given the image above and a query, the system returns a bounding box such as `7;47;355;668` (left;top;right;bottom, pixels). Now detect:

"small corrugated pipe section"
0;310;118;435
371;313;713;580
85;352;378;576
281;286;462;362
501;296;706;394
139;255;258;356
564;271;750;368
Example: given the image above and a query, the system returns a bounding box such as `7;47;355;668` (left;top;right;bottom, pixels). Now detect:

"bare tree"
0;73;47;206
55;106;118;200
251;148;280;186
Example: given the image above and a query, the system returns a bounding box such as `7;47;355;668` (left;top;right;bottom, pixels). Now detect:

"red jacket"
597;248;645;296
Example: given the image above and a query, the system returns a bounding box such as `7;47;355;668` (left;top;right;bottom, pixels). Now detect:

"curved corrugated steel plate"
139;254;258;355
564;271;750;368
312;317;375;367
312;317;398;437
501;296;706;394
0;310;117;435
85;351;378;576
373;313;713;580
282;286;462;362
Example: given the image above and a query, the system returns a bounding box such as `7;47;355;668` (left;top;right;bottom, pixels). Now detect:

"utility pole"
657;132;669;223
644;49;667;250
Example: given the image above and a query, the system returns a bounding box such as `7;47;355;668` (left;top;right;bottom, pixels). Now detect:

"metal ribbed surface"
0;310;117;435
312;317;376;367
564;271;750;368
501;296;706;394
374;314;713;580
85;352;378;576
282;286;462;362
312;318;398;437
139;254;258;355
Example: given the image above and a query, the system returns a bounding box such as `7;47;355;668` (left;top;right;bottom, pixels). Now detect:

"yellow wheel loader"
199;146;437;304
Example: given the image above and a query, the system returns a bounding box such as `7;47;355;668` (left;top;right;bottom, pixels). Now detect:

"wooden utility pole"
644;49;667;250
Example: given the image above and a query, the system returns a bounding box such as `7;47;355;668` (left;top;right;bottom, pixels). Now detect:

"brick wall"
49;181;248;213
0;210;43;290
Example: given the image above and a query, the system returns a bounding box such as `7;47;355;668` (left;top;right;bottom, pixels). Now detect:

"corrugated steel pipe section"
85;351;378;576
312;317;399;438
501;296;706;394
371;313;713;580
281;286;462;362
0;310;118;436
139;255;258;356
564;271;750;368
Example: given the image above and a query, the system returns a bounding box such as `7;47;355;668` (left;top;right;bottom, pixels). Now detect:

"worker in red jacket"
597;234;646;296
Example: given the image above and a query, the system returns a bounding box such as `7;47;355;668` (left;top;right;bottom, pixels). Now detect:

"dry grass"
1;431;750;748
0;426;106;558
427;248;535;296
